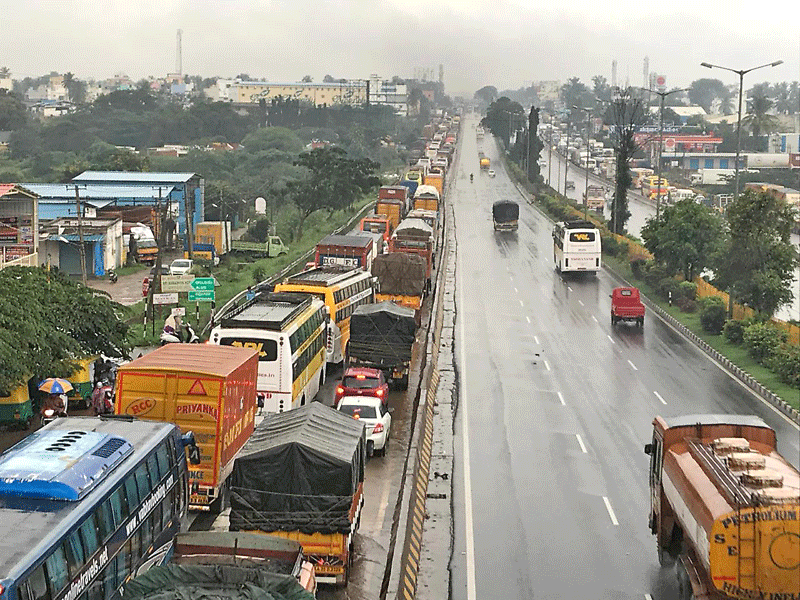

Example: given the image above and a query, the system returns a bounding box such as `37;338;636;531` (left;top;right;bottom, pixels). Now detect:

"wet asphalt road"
449;116;800;599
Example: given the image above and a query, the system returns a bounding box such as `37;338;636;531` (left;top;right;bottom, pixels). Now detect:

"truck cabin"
611;286;641;306
361;215;391;240
407;209;438;232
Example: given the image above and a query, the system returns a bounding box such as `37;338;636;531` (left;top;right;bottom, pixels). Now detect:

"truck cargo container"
690;169;735;186
389;218;434;290
124;532;316;599
372;252;427;314
315;234;374;270
423;169;445;198
229;403;366;586
375;197;406;232
645;414;799;600
115;344;259;511
195;221;232;256
743;152;791;168
492;200;519;231
413;184;441;213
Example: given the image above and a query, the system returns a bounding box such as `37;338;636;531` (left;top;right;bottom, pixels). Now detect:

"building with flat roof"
39;217;122;277
232;80;368;107
0;184;38;267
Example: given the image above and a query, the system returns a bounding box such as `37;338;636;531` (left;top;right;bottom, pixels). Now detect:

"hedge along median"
503;153;800;413
124;194;375;346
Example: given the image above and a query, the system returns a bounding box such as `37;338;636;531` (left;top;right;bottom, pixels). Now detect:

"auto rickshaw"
0;383;34;429
67;355;99;409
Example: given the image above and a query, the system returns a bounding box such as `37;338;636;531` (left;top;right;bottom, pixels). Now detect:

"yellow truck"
115;344;259;512
413;184;441;213
375;198;406;232
424;168;445;198
195;221;232;256
480;156;491;170
229;403;366;586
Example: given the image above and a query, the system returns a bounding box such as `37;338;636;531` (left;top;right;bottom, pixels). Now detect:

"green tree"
688;78;728;113
713;190;799;316
0;89;27;130
0;266;130;392
240;126;303;154
742;93;779;148
607;88;646;234
560;77;591;120
641;199;724;281
592;75;612;103
482;97;524;148
473;85;498;106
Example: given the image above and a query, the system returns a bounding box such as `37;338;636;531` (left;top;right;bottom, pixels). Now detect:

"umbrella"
38;378;74;395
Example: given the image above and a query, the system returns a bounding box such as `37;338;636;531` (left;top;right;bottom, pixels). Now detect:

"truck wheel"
639;317;644;328
377;437;388;456
610;314;616;326
209;479;229;514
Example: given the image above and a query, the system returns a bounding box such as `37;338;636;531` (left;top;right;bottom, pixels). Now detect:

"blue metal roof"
56;234;105;242
72;171;197;184
23;183;176;199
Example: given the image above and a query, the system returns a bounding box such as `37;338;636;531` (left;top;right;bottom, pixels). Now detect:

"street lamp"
564;115;572;198
573;105;592;219
638;86;690;218
700;60;783;203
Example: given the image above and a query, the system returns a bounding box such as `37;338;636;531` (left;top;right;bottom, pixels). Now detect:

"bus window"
156;445;170;477
65;530;86;577
96;500;114;541
124;475;139;508
109;488;126;526
79;518;99;557
45;546;69;595
141;513;153;552
134;464;150;501
24;565;49;600
87;578;104;600
147;454;160;485
152;501;163;537
102;560;117;597
163;490;174;529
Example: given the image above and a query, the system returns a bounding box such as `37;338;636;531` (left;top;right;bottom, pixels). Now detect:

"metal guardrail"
203;200;376;335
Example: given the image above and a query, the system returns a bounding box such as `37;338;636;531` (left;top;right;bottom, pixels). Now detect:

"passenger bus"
273;267;374;364
209;292;327;413
0;416;198;600
553;220;602;273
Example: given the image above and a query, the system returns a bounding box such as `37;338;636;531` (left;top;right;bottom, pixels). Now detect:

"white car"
488;169;496;178
337;395;392;457
169;258;193;275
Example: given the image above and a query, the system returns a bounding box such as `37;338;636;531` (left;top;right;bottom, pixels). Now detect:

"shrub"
723;319;746;344
743;322;787;364
630;257;647;279
644;262;670;288
252;265;267;284
658;277;681;302
602;235;628;257
680;299;697;313
699;296;726;333
678;281;697;301
765;343;800;388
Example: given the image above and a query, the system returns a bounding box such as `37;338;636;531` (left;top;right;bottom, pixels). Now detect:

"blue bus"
0;416;199;600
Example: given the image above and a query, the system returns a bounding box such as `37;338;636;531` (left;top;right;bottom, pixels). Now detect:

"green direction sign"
191;277;215;291
188;290;215;302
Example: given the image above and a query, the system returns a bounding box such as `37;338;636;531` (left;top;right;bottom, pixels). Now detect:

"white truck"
689;169;735;186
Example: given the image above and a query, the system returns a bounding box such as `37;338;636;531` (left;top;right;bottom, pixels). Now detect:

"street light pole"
564;117;572;197
67;184;88;285
573;105;592;219
700;60;783;202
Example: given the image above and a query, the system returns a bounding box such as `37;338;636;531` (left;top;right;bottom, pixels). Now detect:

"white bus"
209;292;327;413
273;267;374;364
553;220;602;273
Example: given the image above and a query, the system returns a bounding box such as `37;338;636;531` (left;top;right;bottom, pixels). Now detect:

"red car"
335;367;389;406
611;286;645;327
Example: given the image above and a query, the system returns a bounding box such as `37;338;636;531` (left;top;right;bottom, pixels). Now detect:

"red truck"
315;234;374;270
389;218;434;293
378;185;411;213
610;286;645;327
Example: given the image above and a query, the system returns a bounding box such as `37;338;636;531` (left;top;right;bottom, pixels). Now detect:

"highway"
449;114;800;599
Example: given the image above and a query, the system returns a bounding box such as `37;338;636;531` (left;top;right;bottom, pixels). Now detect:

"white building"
368;75;408;116
0;77;12;92
205;79;236;102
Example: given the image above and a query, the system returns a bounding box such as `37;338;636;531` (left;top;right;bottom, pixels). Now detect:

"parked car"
566;180;575;190
334;367;389;406
169;258;193;275
336;395;392;457
142;265;171;297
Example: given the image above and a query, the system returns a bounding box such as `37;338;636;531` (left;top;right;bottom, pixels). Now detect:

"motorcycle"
160;322;200;345
108;269;118;283
40;394;68;426
91;381;115;416
470;173;474;183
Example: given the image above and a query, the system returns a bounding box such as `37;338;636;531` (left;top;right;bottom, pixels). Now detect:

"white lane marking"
514;286;518;293
458;248;477;600
628;359;638;371
654;391;667;405
533;335;539;344
575;434;587;453
526;316;531;324
603;496;619;526
567;285;573;291
607;335;616;344
558;391;565;406
645;595;654;600
578;300;584;306
509;275;513;282
544;360;551;371
519;299;524;307
592;315;598;323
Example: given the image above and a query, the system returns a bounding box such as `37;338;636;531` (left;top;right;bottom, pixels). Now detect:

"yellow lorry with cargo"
115;344;259;511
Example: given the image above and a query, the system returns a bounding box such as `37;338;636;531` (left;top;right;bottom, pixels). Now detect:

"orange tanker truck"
644;414;799;600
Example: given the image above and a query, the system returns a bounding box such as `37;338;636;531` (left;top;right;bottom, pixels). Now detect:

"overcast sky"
2;0;798;97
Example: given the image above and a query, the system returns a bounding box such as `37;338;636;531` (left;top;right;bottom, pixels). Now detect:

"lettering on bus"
61;546;109;600
569;232;595;242
230;340;268;358
125;397;156;417
176;403;219;420
124;475;174;537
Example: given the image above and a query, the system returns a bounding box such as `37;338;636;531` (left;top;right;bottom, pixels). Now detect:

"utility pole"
148;186;171;335
547;132;553;187
67;184;88;285
564;118;572;198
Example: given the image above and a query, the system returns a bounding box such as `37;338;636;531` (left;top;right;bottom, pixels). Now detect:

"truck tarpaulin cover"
348;301;417;366
123;564;314;600
372;253;426;295
229;403;366;535
393;218;433;239
492;200;519;223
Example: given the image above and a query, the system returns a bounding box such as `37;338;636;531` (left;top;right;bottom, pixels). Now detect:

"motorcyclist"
42;392;68;418
470;173;474;183
163;312;182;341
91;381;113;415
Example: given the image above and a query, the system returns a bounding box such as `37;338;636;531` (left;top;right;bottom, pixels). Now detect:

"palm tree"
742;94;779;150
773;82;792;114
0;66;10;78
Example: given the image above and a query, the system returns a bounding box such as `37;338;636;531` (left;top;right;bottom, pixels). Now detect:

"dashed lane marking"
526;316;531;324
544;360;551;371
592;315;598;323
654;391;667;405
558;392;565;406
575;434;587;453
578;300;584;306
607;335;615;344
533;335;539;344
603;496;619;526
628;359;638;371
